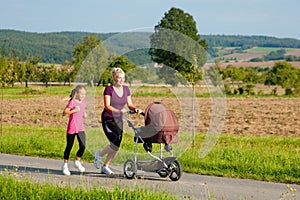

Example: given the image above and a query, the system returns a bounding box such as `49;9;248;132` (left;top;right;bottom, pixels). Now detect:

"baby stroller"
123;102;182;181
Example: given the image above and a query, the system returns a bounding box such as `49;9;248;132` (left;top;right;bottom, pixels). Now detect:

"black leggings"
63;131;86;160
102;115;123;151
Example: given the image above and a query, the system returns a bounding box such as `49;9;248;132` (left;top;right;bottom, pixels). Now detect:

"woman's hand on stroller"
134;108;143;114
127;109;143;115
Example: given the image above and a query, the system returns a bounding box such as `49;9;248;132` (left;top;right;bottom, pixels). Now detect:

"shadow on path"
0;164;169;182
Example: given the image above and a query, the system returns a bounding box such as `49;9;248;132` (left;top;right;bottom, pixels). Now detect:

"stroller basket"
136;102;179;145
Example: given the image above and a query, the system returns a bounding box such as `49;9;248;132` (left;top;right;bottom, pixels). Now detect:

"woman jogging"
93;67;140;175
62;85;87;176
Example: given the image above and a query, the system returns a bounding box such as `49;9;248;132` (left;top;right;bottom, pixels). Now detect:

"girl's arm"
63;106;79;116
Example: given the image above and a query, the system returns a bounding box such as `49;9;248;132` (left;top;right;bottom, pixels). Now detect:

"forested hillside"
1;29;300;64
202;35;300;48
0;30;115;63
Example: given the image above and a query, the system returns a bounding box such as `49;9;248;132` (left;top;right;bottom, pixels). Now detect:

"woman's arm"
104;95;123;113
127;96;140;113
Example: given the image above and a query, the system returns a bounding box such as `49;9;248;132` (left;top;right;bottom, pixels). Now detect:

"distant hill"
202;34;300;48
1;29;300;64
0;30;116;63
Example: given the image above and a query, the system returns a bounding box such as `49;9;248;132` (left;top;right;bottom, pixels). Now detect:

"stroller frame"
123;108;182;181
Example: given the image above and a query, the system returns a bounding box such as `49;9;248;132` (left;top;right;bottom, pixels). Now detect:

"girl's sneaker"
74;160;85;172
102;166;113;175
93;151;102;169
62;163;71;175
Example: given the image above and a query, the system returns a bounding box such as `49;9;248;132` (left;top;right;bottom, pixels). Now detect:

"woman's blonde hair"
111;67;125;78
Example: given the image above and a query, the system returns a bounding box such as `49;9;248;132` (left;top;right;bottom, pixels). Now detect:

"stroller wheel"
123;159;137;179
157;169;169;178
169;160;182;181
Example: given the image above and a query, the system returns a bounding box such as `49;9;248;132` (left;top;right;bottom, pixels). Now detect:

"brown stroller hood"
139;102;179;144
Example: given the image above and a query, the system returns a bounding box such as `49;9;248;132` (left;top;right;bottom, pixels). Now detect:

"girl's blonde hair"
69;85;86;101
111;67;125;78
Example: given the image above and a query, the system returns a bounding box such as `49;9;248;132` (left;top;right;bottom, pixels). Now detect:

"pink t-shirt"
66;99;86;134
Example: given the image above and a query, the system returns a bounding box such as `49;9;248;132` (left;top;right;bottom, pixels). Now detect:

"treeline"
211;61;300;95
2;30;300;96
1;29;300;64
202;35;300;48
0;34;158;88
1;52;300;96
0;30;115;64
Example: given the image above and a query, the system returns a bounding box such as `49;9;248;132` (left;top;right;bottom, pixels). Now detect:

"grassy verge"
180;133;300;184
0;173;176;200
1;85;300;99
0;124;299;184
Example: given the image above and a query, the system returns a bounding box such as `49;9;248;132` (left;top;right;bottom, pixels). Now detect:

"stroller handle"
124;110;145;129
127;110;145;116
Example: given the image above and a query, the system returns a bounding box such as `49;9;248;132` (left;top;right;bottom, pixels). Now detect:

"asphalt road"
0;153;299;200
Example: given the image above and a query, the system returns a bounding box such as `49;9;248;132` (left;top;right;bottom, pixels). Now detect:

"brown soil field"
1;96;300;136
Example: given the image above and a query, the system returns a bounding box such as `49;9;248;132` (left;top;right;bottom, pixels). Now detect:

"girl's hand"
73;106;80;113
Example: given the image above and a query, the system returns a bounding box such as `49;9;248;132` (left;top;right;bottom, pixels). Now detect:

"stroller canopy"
140;102;179;144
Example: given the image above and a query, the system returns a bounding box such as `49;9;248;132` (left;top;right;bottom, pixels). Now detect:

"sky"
1;0;300;39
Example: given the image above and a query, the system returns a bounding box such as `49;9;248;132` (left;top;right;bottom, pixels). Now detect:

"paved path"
0;153;299;200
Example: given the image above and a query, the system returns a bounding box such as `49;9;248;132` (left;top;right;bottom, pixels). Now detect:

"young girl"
62;85;87;175
93;67;140;175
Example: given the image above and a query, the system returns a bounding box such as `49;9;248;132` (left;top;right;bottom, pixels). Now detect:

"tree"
149;7;208;145
58;60;73;86
98;55;137;86
265;62;300;95
0;55;9;86
149;7;207;86
72;34;104;84
264;49;286;61
21;55;40;87
37;64;56;87
1;56;21;87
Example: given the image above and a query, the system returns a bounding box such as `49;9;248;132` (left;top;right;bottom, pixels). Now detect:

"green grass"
246;47;300;54
0;173;177;200
0;125;66;159
0;85;73;99
245;47;280;54
180;133;300;184
2;85;300;100
0;124;299;184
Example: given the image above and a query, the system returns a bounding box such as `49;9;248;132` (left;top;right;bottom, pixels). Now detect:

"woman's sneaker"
102;166;113;175
93;151;102;169
74;160;85;172
62;163;71;175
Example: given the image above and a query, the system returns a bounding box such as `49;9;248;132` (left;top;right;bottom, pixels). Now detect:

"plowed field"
2;96;300;136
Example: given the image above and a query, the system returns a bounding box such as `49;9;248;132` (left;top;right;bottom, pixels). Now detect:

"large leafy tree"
149;7;208;145
149;7;207;86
